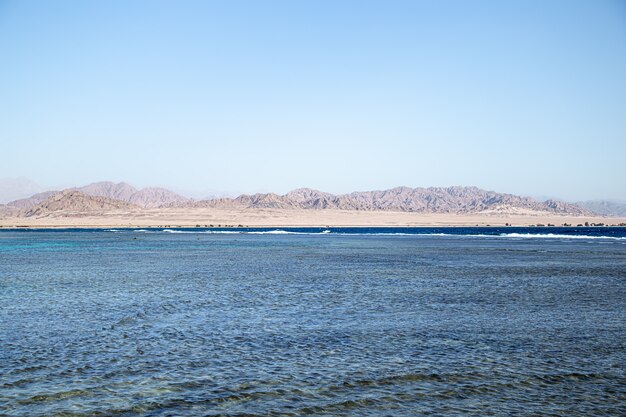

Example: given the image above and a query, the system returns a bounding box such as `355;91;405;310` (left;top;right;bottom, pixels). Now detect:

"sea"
1;227;625;416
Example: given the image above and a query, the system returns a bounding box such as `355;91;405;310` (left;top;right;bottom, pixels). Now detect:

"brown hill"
70;182;189;208
75;181;137;201
127;187;191;208
25;191;139;217
6;183;594;217
285;188;337;209
7;191;58;209
8;182;189;212
0;204;21;217
193;186;591;215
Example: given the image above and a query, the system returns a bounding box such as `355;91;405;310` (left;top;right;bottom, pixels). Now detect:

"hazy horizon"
1;1;625;201
2;176;625;205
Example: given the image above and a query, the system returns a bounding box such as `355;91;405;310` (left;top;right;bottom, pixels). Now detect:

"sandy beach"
1;208;624;228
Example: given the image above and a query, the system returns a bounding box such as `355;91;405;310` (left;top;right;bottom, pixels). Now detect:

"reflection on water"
1;229;625;416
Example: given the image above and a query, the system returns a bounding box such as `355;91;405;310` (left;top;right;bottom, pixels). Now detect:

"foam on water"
499;232;626;240
159;229;332;235
138;228;626;240
161;229;240;234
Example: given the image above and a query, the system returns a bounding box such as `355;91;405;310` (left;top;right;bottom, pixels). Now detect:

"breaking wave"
115;229;626;240
158;229;334;235
497;233;626;240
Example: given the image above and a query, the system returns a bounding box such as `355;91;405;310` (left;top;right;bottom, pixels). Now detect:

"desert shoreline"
1;208;624;229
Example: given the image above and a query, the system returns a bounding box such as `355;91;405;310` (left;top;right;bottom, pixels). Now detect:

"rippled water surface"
1;228;625;416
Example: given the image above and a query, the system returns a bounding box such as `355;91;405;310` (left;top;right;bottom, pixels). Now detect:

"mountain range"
0;180;605;218
575;200;626;217
24;190;139;217
190;186;591;215
5;182;190;210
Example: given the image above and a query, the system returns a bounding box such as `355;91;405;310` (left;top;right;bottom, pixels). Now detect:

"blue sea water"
1;227;625;416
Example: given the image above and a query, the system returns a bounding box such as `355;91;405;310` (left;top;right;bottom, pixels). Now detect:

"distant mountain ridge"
7;181;190;210
1;182;604;218
25;190;138;217
72;182;191;208
7;191;58;209
192;186;591;215
576;200;626;217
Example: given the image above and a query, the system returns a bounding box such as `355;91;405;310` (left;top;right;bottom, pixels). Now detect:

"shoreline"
1;208;624;229
1;225;625;230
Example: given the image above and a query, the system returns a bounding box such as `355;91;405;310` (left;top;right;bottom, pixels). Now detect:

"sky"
1;0;625;201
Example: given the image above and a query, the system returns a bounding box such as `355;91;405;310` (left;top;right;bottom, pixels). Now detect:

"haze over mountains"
575;200;626;217
5;182;190;210
0;180;612;218
75;182;191;208
0;177;44;203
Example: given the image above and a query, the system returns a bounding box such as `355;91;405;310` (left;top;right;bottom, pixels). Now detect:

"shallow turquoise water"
1;228;625;416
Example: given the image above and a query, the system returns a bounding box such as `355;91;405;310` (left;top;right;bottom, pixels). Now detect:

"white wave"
498;233;626;240
353;232;413;236
248;230;305;235
247;229;345;235
157;229;417;236
103;228;624;240
159;229;317;235
161;229;240;234
328;231;624;239
359;232;624;240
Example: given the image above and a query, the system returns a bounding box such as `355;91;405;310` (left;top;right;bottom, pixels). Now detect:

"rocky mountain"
75;181;137;202
5;181;189;214
194;186;591;215
0;177;44;204
127;187;191;208
3;182;599;217
0;204;21;217
73;182;190;208
285;188;337;209
576;200;626;217
25;191;139;217
7;191;58;209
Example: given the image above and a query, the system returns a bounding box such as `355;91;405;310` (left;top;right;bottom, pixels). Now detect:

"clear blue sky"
1;0;625;200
